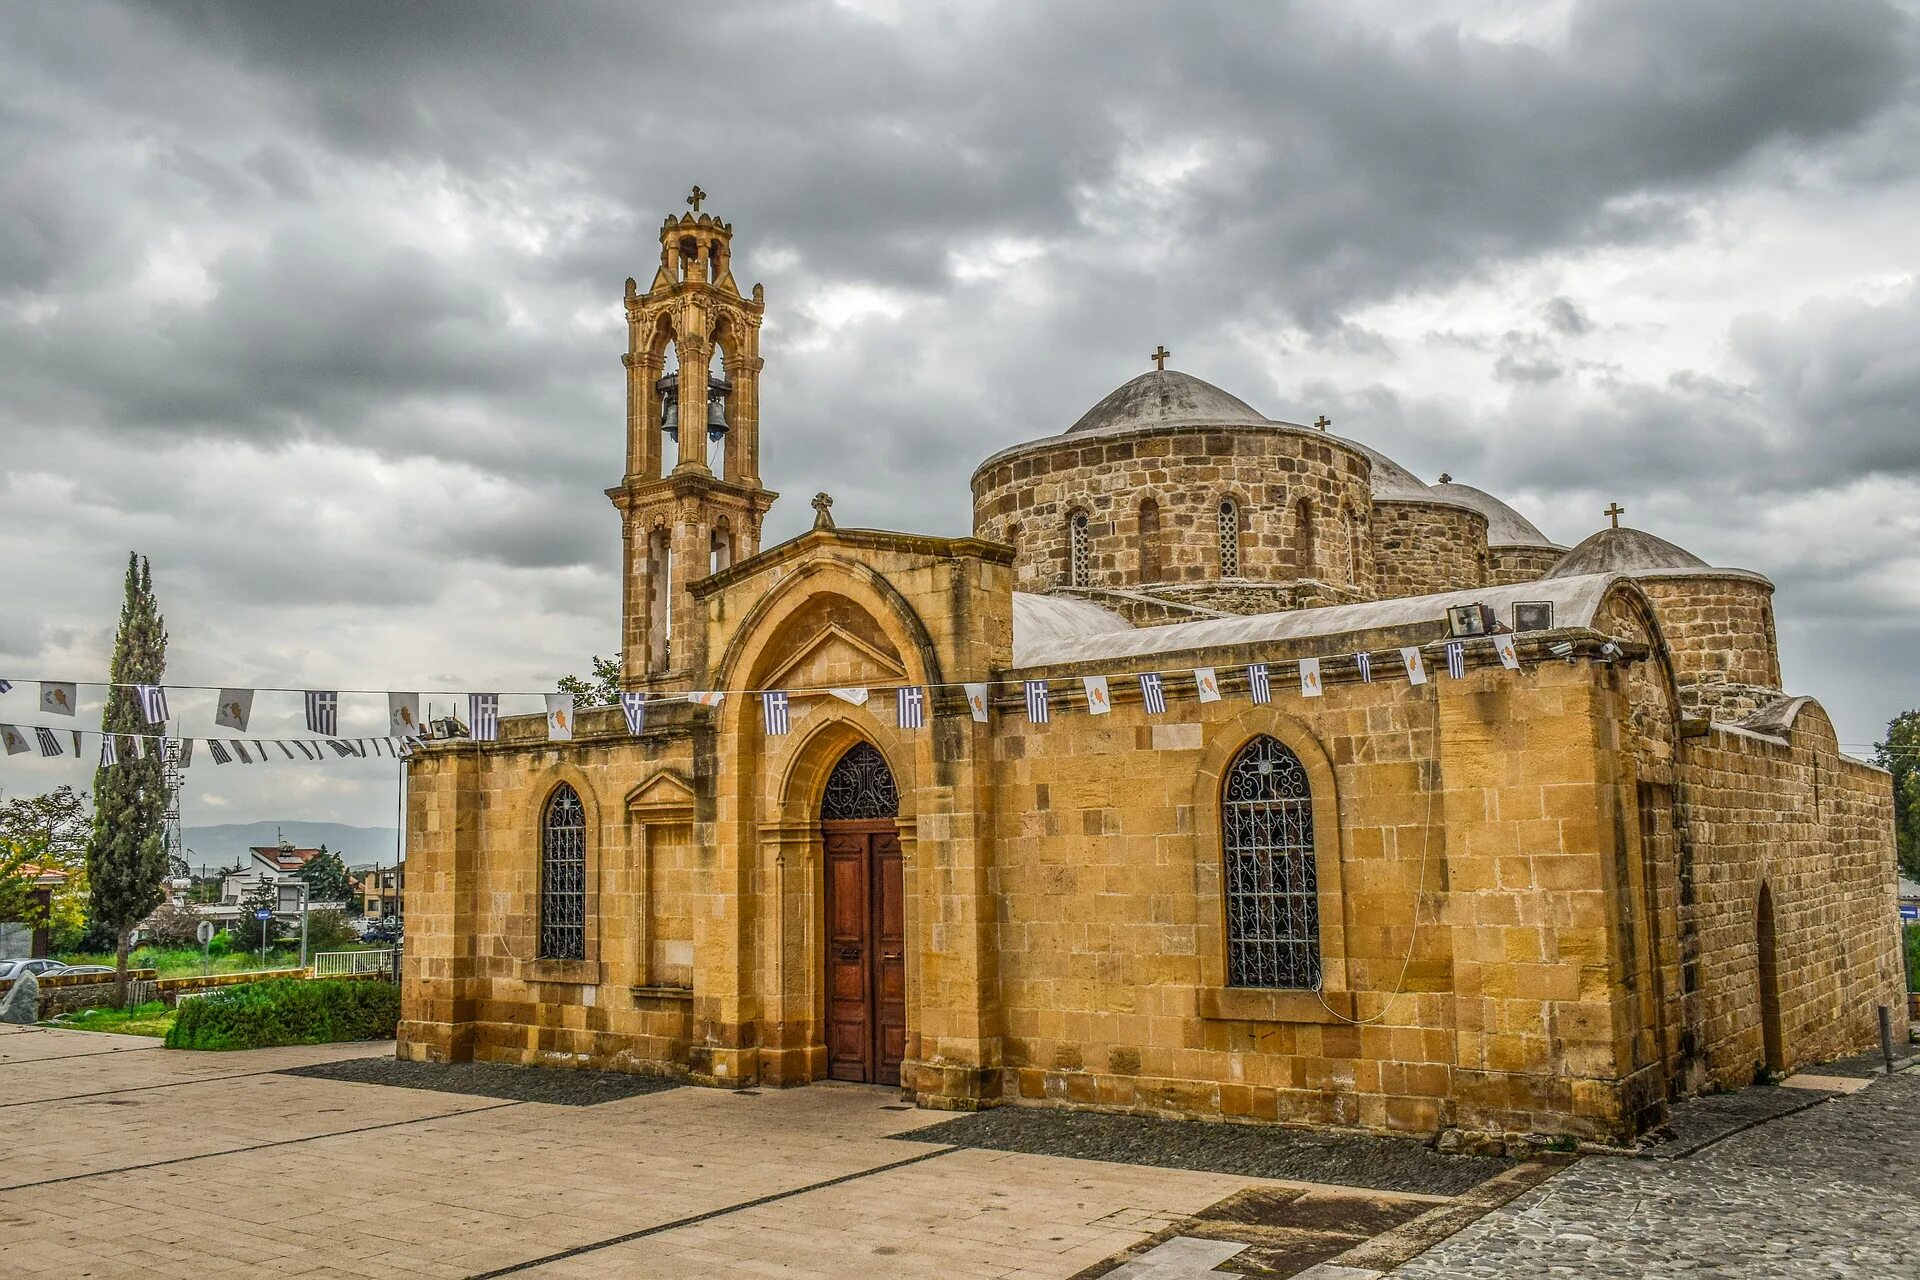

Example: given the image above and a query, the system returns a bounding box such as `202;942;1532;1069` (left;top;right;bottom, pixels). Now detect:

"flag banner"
1298;658;1323;698
135;684;169;725
99;735;117;766
1139;672;1166;715
176;738;193;768
964;682;990;723
41;681;77;716
0;725;28;755
0;680;9;693
328;740;356;758
1194;668;1222;703
1493;634;1521;671
352;739;369;756
277;740;296;760
396;737;414;759
215;688;253;732
251;740;268;762
761;691;790;735
388;693;422;739
293;741;316;761
1354;652;1373;684
545;692;574;742
829;687;870;706
208;739;232;764
1246;663;1272;705
233;741;253;764
896;685;925;730
1445;641;1466;680
125;734;143;760
685;691;725;708
70;730;82;756
35;727;62;757
305;690;339;736
1024;680;1050;724
1083;675;1111;715
620;692;647;736
469;694;500;741
1401;647;1427;686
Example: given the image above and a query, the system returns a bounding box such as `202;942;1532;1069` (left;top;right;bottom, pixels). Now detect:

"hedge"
165;977;399;1050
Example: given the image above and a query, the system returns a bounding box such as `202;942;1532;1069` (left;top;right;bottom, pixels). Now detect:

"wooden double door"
823;819;906;1085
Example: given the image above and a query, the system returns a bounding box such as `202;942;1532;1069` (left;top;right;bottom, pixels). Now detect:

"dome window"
1218;500;1240;578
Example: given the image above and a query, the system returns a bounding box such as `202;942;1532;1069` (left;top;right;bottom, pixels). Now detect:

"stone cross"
1438;472;1451;484
1605;501;1625;529
1314;415;1331;431
811;491;835;530
1151;345;1170;371
687;185;707;213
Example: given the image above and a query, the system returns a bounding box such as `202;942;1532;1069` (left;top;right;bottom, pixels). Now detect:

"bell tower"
608;187;778;691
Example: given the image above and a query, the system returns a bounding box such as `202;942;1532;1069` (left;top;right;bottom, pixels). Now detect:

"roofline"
690;526;1015;600
970;419;1375;485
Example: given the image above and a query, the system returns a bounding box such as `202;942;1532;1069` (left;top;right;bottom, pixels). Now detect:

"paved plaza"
1;1024;1912;1278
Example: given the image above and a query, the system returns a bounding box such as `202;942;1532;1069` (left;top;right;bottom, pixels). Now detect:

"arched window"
1295;499;1316;578
1223;737;1320;988
1138;498;1162;582
821;742;899;820
539;785;587;961
1068;510;1091;588
1348;509;1365;584
1217;499;1240;578
710;520;733;575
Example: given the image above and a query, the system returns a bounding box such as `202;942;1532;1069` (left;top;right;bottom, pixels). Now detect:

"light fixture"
1513;601;1555;633
1446;603;1496;638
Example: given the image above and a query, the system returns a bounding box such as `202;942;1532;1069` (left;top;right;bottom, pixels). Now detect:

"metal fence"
314;949;396;977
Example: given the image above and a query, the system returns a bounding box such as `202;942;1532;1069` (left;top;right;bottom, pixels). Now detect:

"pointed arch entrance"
820;742;906;1085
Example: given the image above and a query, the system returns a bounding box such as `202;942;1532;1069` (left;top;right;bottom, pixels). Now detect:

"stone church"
398;195;1904;1145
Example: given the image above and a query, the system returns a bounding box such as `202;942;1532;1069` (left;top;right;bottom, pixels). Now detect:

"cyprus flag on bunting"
963;683;990;723
1400;647;1428;686
0;725;29;755
41;682;77;716
1493;634;1521;670
388;693;422;739
1193;667;1222;704
685;691;725;708
1082;675;1111;715
545;692;574;741
828;687;870;706
1298;657;1323;698
215;688;254;733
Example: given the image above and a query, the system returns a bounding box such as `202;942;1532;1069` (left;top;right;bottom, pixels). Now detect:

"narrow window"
1348;509;1364;584
1218;499;1240;578
1069;510;1091;587
1295;498;1315;578
1138;498;1162;582
1223;737;1321;988
539;785;587;961
711;520;733;575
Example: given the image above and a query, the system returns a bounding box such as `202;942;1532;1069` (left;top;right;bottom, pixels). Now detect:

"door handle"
881;951;903;962
836;946;861;962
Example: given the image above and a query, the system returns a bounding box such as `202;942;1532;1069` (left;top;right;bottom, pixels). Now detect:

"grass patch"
166;978;398;1051
56;943;388;980
54;1001;177;1038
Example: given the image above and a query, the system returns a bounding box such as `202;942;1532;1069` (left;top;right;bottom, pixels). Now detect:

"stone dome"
1431;481;1561;549
1350;444;1434;502
1065;369;1267;436
1544;526;1711;578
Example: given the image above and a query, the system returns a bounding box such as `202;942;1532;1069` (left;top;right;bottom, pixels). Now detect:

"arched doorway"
1756;883;1786;1076
820;742;905;1085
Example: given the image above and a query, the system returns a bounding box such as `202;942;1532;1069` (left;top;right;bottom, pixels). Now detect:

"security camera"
1598;642;1621;661
1548;641;1575;660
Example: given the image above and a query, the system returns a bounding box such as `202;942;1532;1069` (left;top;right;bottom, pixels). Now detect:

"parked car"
0;958;68;981
56;965;115;977
360;918;403;944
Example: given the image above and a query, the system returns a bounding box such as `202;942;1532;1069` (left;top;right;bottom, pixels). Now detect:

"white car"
0;958;68;981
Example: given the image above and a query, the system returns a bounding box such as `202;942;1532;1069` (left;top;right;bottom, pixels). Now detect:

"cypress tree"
86;553;170;1005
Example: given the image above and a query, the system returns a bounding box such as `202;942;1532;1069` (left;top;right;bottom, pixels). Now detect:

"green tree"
85;553;171;1004
557;653;622;706
297;847;354;907
239;879;281;956
1876;710;1920;879
0;786;92;948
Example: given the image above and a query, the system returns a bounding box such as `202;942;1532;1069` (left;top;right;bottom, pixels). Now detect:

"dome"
1350;444;1433;502
1431;481;1561;549
1065;369;1267;436
1544;526;1711;578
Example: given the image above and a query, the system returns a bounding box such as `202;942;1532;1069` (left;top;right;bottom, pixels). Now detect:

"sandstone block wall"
1488;545;1563;586
1637;575;1783;694
1370;500;1489;598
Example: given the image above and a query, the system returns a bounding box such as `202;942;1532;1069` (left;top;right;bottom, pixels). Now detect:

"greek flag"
175;738;193;767
208;739;232;764
469;693;499;741
1298;658;1323;698
328;740;356;758
1354;652;1373;683
1024;680;1050;724
761;691;790;735
134;684;169;724
35;727;62;756
1445;641;1466;680
1138;672;1166;715
293;740;316;761
98;734;117;766
0;680;10;692
620;691;648;736
896;686;925;730
305;690;339;736
276;740;296;760
1246;663;1271;705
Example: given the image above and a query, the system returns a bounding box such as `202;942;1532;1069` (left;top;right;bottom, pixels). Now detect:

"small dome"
1351;444;1433;501
1065;369;1267;436
1544;526;1711;578
1431;481;1560;549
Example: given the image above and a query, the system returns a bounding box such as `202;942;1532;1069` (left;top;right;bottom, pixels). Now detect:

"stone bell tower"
609;187;778;691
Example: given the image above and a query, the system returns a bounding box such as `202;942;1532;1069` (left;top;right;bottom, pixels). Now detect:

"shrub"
141;903;206;949
304;909;360;951
165;978;399;1051
207;929;232;958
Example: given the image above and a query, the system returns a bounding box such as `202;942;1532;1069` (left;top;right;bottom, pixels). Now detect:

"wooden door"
823;820;906;1085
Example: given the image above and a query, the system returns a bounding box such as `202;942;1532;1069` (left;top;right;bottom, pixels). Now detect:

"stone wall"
971;426;1374;596
1636;574;1783;695
1369;500;1489;598
1488;545;1562;586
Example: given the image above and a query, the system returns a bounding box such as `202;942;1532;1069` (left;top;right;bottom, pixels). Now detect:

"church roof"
1351;444;1436;502
1065;369;1267;436
1011;573;1630;670
1430;480;1562;549
1544;526;1712;578
1011;593;1130;664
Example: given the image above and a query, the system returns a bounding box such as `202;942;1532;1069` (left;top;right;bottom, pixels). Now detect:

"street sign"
254;908;273;921
1899;903;1918;922
196;920;215;945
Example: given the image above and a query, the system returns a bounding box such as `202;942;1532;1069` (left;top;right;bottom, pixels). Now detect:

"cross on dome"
1605;501;1626;529
1314;415;1331;431
687;185;707;212
1150;345;1170;371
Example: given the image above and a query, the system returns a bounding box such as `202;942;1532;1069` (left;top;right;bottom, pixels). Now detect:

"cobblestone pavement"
1392;1070;1920;1279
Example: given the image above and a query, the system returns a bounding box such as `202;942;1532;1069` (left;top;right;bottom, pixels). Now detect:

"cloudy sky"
2;0;1917;834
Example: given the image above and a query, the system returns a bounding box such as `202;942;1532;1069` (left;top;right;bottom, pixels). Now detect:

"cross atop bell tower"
608;189;779;691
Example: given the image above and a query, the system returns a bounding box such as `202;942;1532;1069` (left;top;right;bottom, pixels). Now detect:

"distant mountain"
183;821;401;873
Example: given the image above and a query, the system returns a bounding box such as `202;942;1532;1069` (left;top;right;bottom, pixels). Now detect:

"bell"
661;398;678;441
706;393;728;443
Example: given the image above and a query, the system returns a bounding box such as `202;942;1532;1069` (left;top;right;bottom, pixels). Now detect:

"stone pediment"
626;769;696;820
761;623;906;693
